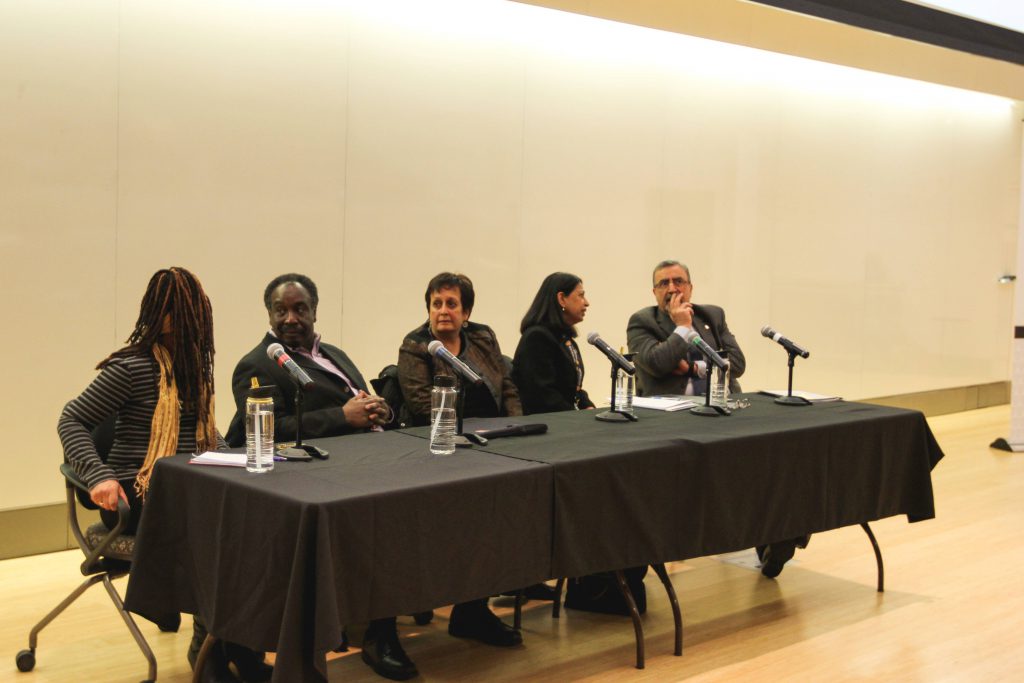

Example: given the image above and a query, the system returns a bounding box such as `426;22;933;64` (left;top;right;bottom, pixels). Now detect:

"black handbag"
564;566;648;616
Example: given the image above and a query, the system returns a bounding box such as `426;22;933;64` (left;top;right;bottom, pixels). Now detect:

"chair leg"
192;633;217;683
102;575;157;682
860;522;885;592
651;563;683;656
513;589;524;630
552;578;566;618
28;574;106;650
613;569;645;669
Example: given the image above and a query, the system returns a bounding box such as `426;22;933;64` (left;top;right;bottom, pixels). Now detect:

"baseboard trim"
0;502;100;561
860;381;1009;417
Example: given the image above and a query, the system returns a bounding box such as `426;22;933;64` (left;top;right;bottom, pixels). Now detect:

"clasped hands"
343;390;391;428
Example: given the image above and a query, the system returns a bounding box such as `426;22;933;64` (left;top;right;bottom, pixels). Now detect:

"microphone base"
277;444;330;460
595;410;638;423
690;404;730;417
774;395;812;406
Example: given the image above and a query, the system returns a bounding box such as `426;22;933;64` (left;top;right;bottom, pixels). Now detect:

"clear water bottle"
614;351;635;414
710;351;730;408
246;386;275;473
430;375;457;455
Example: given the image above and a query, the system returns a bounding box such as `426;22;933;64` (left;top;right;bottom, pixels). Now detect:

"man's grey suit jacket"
626;304;745;396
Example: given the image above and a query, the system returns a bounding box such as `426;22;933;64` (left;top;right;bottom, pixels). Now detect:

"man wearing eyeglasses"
627;260;745;398
627;260;807;579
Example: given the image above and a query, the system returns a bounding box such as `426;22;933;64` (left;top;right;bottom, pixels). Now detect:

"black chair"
15;418;172;683
371;364;413;430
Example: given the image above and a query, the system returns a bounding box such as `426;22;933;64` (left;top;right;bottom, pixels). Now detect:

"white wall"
1;0;1020;511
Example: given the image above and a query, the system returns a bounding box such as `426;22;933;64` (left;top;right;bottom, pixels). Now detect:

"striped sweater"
58;353;221;490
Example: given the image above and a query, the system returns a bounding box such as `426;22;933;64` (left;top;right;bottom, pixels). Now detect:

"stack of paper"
631;396;699;412
189;452;247;467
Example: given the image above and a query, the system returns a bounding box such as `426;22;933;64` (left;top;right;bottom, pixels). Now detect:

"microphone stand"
690;362;730;417
775;350;812;406
596;365;638;422
278;384;330;459
456;375;467;435
449;375;478;447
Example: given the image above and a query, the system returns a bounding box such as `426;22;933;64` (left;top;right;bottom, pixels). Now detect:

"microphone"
427;340;483;384
586;332;636;375
473;423;548;439
266;343;315;388
761;326;810;359
683;330;728;370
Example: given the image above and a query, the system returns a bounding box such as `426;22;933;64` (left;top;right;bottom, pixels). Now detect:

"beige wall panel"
340;3;527;375
518;34;672;377
112;1;351;427
0;0;118;509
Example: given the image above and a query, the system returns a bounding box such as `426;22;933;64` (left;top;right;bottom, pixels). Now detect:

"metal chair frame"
15;457;160;683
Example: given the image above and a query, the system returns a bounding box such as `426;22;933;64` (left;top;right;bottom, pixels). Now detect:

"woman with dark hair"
514;273;647;616
512;272;594;414
397;271;521;424
57;267;268;683
396;271;524;649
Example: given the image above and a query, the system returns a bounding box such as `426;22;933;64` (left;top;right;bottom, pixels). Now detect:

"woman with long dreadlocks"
59;267;217;529
57;267;270;683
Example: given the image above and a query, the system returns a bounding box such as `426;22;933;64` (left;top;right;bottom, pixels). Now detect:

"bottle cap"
248;385;276;399
433;375;456;388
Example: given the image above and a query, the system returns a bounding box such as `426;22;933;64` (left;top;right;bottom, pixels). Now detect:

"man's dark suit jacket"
627;304;745;396
225;332;372;447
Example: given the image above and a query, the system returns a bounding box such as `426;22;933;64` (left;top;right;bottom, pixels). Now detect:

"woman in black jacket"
515;273;649;616
513;272;594;414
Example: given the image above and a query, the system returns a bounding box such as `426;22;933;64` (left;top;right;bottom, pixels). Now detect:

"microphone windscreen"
266;343;285;360
586;331;600;345
427;340;444;355
761;325;775;338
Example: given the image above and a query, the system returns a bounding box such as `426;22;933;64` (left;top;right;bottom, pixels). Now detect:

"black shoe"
361;631;418;681
411;610;434;625
448;607;522;647
223;642;273;682
760;541;797;579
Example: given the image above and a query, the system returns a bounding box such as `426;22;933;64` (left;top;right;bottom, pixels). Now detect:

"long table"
124;395;942;682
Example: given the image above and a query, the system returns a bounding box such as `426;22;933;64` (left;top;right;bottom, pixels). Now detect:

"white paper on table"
189;452;247;467
760;390;841;402
630;396;699;411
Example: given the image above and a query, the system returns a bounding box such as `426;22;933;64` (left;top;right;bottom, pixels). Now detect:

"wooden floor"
4;405;1023;682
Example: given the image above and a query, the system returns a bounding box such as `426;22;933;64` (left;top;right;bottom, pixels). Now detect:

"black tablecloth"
125;395;941;682
125;430;553;682
419;394;942;577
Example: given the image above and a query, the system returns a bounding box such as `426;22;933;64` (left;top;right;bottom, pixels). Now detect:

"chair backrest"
371;364;409;429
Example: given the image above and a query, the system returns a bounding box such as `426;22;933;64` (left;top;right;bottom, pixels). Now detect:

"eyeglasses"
654;278;690;289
